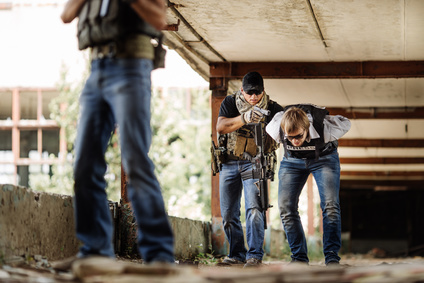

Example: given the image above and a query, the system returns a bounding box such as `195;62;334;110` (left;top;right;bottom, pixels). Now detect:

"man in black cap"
215;72;283;268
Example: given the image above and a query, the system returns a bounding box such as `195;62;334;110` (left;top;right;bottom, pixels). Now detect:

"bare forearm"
131;0;167;31
216;116;244;135
61;0;86;23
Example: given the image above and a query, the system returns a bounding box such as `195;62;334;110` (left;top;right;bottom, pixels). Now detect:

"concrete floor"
2;256;424;282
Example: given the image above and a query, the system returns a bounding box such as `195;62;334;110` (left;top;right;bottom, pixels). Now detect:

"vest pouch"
233;136;257;158
245;137;257;157
77;0;161;51
233;136;247;158
78;0;120;50
90;0;120;47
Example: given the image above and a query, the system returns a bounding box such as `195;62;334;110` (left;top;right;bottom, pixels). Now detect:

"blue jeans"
73;58;174;263
278;151;341;264
219;160;265;261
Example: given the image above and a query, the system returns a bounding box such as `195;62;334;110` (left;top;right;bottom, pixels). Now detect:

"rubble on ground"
1;254;424;282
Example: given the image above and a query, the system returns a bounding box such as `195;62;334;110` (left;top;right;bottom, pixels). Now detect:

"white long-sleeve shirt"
266;111;351;144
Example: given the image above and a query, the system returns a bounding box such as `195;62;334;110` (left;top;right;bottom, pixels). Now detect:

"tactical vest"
281;104;334;160
219;102;279;161
77;0;161;50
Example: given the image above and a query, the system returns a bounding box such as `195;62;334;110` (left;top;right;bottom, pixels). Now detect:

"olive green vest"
220;122;278;160
77;0;161;50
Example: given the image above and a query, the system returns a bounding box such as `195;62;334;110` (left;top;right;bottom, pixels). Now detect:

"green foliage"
30;60;212;221
30;63;86;195
150;87;212;221
274;236;324;262
195;251;217;265
306;235;325;261
31;62;121;199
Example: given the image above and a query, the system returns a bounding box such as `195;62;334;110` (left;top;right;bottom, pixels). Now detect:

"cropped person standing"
60;0;174;265
215;72;283;268
266;104;351;266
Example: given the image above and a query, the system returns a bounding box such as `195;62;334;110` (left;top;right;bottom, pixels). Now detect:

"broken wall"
1;184;286;262
0;184;78;261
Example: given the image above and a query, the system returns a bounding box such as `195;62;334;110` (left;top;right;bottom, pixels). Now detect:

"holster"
211;141;227;175
153;34;166;69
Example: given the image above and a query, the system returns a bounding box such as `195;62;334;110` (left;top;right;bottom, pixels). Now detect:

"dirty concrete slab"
2;256;424;283
0;184;79;261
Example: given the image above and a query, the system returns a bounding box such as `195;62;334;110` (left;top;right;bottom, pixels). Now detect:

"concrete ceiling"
163;0;424;188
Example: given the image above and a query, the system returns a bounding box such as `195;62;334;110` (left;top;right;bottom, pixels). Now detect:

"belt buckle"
94;42;117;59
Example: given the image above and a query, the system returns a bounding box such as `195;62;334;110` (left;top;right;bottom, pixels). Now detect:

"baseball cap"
242;71;264;94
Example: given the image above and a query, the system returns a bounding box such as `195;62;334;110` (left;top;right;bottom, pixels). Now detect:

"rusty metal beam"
307;175;314;236
341;171;424;177
210;81;227;256
340;157;424;164
163;19;180;31
326;107;424;119
0;2;12;10
163;24;179;31
209;77;229;96
0;122;60;130
0;87;58;92
338;139;424;147
12;88;20;186
121;164;129;205
341;179;424;189
209;61;424;79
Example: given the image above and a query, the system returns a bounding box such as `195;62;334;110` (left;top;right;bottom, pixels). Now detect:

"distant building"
0;88;67;187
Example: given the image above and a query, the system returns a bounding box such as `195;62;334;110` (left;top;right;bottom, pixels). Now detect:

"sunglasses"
286;131;305;141
245;90;263;96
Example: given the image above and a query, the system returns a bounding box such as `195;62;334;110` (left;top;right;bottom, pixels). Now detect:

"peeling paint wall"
0;185;286;261
170;216;212;259
0;184;79;261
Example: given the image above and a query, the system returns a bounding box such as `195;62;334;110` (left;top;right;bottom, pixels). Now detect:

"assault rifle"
245;106;273;229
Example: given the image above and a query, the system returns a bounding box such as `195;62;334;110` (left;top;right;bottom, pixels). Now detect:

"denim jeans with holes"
278;151;341;264
73;58;174;263
219;160;265;261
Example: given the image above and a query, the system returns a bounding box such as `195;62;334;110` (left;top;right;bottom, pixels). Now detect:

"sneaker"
218;257;246;266
51;255;114;272
326;260;340;267
243;258;262;268
51;256;78;271
289;259;309;266
72;256;118;279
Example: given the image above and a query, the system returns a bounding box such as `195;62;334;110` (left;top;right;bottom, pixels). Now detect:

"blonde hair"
281;107;310;134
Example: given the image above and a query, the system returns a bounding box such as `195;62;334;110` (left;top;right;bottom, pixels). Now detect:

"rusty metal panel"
210;61;424;79
341;171;424;177
210;86;227;256
340;157;424;164
326;107;424;119
209;77;229;95
307;175;314;236
121;164;129;205
338;139;424;147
